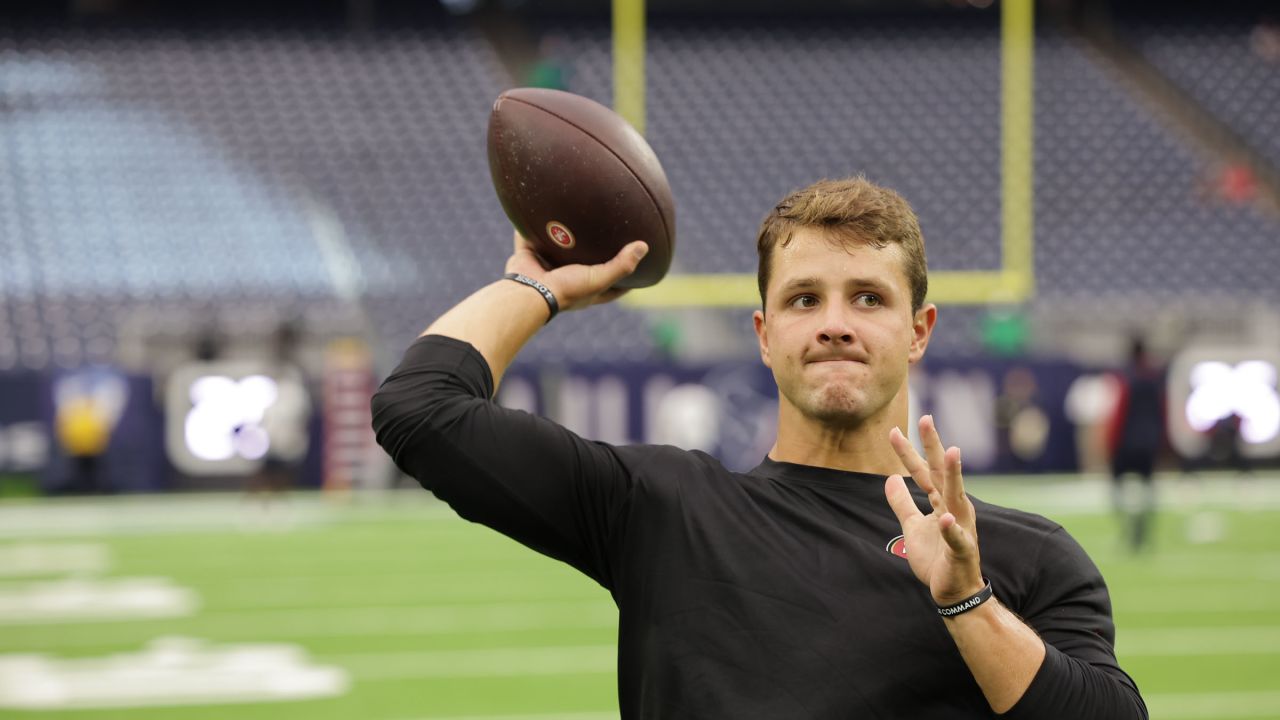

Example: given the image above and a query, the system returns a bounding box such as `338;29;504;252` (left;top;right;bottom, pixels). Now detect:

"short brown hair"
756;177;928;313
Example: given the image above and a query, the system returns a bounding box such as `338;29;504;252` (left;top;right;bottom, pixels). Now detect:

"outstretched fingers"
942;445;968;520
938;510;977;557
884;474;924;527
889;426;941;511
919;416;949;493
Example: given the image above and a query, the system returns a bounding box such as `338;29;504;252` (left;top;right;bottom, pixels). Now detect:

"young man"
372;177;1147;719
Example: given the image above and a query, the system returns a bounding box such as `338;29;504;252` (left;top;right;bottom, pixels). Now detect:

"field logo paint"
0;543;110;578
0;637;349;709
0;577;198;624
546;221;575;249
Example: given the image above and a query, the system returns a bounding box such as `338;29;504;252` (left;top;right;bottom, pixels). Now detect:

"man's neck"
768;403;910;477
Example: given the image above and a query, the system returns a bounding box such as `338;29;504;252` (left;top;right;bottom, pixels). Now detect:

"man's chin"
803;391;870;427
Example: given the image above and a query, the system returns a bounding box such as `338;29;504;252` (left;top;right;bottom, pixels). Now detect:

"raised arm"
370;232;650;585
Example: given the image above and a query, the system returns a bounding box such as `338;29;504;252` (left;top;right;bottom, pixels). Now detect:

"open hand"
884;415;984;607
505;231;649;312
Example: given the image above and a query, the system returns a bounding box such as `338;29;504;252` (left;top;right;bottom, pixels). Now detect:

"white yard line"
0;492;454;538
0;542;110;577
1119;626;1280;656
0;577;198;625
391;707;616;712
1;476;1279;538
315;627;1280;682
0;637;347;710
1146;690;1280;718
385;691;1280;719
1114;585;1280;614
322;644;617;680
968;474;1280;514
5;600;617;649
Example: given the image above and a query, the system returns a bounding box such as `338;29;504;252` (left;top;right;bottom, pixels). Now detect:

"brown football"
487;87;675;289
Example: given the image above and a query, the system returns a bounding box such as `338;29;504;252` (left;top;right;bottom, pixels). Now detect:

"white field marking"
0;637;348;710
0;542;110;577
102;554;1277;615
0;491;455;538
966;473;1280;514
2;477;1279;539
322;644;617;680
0;577;198;624
3;600;617;651
1122;557;1280;582
1118;626;1280;656
1114;590;1280;614
1096;555;1280;585
197;571;596;610
1104;553;1280;573
1146;690;1280;719
395;713;618;720
195;600;617;638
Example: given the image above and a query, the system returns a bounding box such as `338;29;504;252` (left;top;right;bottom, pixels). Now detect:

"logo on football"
546;221;575;249
886;535;908;559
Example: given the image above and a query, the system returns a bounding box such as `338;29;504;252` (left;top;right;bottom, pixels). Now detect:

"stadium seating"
549;19;1279;355
1128;21;1280;170
1;19;1276;369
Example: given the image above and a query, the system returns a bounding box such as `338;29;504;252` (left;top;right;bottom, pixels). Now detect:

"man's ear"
908;303;937;365
753;309;771;368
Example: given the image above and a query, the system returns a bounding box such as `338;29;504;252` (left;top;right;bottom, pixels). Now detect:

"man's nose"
816;309;855;344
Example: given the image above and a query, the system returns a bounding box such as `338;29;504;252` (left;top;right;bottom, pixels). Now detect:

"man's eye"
856;294;881;308
791;295;818;309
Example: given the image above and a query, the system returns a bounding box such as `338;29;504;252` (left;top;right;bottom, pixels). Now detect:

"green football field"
1;474;1277;719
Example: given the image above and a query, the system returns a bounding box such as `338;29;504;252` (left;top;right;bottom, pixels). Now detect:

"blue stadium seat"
0;20;1275;367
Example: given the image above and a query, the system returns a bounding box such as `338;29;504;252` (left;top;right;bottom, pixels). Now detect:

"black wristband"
936;578;993;618
503;272;559;322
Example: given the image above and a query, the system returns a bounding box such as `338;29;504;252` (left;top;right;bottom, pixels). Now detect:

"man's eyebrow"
777;276;893;293
778;277;821;292
846;277;893;293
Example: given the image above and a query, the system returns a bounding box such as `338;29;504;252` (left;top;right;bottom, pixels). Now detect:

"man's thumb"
606;241;649;281
627;241;650;263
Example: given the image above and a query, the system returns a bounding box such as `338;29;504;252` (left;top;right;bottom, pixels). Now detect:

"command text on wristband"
503;272;559;322
937;578;994;618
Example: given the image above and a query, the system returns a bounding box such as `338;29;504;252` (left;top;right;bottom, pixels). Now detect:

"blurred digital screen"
1185;361;1280;444
1168;348;1280;459
166;363;282;475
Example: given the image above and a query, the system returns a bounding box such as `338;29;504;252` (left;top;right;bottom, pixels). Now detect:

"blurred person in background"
53;365;128;494
994;366;1050;472
249;320;312;500
1204;412;1250;476
1106;336;1165;553
373;178;1146;719
526;33;571;91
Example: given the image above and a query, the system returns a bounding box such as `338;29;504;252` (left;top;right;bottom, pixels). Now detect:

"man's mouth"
807;358;865;365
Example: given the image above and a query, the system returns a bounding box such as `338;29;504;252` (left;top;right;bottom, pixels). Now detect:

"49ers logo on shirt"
886;535;908;559
546;221;575;249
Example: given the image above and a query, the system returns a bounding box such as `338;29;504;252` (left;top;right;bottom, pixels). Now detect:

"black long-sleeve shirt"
372;335;1147;720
